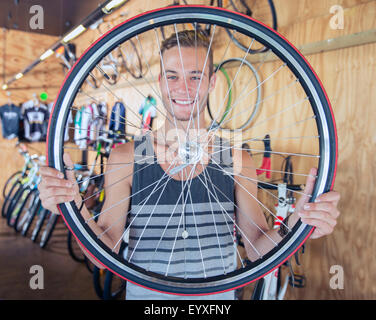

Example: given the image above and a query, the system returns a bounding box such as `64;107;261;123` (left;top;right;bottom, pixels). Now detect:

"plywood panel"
0;29;62;105
284;42;376;299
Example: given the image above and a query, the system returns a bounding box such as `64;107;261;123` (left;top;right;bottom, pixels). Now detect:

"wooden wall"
0;0;375;299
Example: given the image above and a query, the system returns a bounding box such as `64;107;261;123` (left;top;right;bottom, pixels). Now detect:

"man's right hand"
38;153;80;214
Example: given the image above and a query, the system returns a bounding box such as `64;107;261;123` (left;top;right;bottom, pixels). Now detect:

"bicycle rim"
207;57;262;130
227;0;278;54
47;6;337;295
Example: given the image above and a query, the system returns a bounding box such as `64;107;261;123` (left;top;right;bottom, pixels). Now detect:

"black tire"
2;170;22;199
67;230;86;263
21;198;42;236
118;39;145;80
2;180;22;218
227;0;278;54
47;6;337;295
92;266;105;299
30;208;48;242
103;270;127;300
207;57;262;130
14;188;39;232
39;212;59;248
251;278;265;300
84;257;95;274
6;186;31;228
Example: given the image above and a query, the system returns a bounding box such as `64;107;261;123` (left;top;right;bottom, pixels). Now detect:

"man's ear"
208;72;217;93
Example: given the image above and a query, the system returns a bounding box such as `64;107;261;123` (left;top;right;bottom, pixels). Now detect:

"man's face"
159;46;216;122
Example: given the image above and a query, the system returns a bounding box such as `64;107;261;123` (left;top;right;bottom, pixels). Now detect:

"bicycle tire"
39;213;59;248
67;230;86;263
160;0;223;40
227;0;277;54
251;277;265;300
92;266;106;299
118;39;145;80
21;198;41;236
103;270;127;300
6;186;31;228
84;257;95;274
47;6;337;295
14;188;39;232
30;207;49;242
2;170;22;199
101;242;128;300
207;57;262;131
1;180;22;218
207;63;232;126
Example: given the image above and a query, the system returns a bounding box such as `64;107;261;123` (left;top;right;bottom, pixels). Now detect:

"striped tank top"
125;134;236;300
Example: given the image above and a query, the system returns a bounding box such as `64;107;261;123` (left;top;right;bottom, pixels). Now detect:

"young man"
38;30;340;300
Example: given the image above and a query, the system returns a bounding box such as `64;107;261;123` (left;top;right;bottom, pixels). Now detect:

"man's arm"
38;142;134;268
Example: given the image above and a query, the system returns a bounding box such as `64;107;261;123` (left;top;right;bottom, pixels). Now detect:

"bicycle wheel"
30;207;48;242
207;57;262;130
21;197;41;236
14;188;39;232
94;242;128;300
2;180;22;218
6;186;31;228
2;171;22;199
103;270;127;300
92;266;106;299
118;39;145;80
39;213;59;248
67;230;86;263
159;1;223;40
47;6;337;295
250;277;263;300
207;63;232;126
226;0;277;53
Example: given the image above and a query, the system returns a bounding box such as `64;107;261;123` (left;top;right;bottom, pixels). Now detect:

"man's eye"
191;76;201;81
167;75;177;80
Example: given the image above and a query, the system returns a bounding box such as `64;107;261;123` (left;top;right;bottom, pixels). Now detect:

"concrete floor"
0;201;257;301
0;210;99;300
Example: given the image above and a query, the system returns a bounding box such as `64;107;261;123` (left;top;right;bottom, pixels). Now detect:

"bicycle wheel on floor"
39;213;59;248
30;207;49;242
2;180;22;218
6;187;32;228
21;197;41;236
14;188;39;232
47;6;337;295
226;0;278;53
2;171;22;199
67;230;86;263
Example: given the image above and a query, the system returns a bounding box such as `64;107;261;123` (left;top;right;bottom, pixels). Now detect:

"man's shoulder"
106;141;135;187
109;140;135;162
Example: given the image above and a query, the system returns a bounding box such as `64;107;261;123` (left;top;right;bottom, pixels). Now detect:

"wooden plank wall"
0;0;375;299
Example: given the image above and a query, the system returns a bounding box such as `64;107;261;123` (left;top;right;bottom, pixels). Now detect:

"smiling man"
38;30;340;300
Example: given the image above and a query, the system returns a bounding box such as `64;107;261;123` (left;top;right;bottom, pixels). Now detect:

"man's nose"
172;79;196;96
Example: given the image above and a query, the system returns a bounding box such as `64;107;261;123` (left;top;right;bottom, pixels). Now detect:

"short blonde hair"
160;29;214;77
